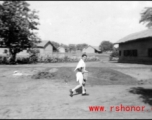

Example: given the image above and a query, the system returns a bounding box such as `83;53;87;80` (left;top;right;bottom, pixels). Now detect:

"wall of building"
38;44;53;57
118;37;152;63
58;47;65;53
82;47;95;53
44;44;53;55
39;48;44;56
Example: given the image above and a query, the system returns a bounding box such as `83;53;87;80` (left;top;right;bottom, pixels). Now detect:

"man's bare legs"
70;81;86;97
72;84;86;94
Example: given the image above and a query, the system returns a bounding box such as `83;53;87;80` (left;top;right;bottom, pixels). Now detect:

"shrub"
0;56;10;64
16;57;30;64
109;50;119;61
0;53;100;64
28;48;39;63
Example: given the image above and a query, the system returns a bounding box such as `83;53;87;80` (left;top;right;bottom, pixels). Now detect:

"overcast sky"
28;1;152;46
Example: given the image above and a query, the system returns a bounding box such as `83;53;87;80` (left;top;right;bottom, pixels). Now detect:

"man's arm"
83;61;88;73
82;67;88;73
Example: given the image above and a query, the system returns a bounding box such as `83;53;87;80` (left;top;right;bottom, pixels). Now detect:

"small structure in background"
36;40;58;57
58;46;65;53
0;48;9;57
115;28;152;64
82;45;102;54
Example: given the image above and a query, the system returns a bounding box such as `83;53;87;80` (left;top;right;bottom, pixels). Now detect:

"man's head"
82;53;87;61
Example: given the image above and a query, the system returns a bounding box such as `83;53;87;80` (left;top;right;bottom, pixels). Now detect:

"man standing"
69;53;88;97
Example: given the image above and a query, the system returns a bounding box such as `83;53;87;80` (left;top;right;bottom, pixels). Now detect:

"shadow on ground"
129;87;152;106
72;87;89;96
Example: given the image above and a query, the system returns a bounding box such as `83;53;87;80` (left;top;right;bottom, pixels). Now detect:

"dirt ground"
0;61;152;119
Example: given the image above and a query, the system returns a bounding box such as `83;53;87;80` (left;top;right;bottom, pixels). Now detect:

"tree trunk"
11;53;17;64
9;48;17;64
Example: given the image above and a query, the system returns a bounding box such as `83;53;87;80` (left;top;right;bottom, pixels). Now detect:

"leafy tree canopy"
99;40;113;52
0;1;40;62
140;7;152;28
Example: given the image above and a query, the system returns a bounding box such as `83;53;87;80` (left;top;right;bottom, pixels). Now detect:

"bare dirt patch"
30;67;138;86
0;62;152;119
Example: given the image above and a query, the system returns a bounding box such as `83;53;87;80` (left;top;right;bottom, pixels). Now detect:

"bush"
16;57;30;64
37;55;99;63
86;56;99;62
0;55;12;64
0;54;100;65
0;56;7;64
109;50;119;61
28;48;39;63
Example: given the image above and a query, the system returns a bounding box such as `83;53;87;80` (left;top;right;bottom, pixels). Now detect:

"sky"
27;1;152;46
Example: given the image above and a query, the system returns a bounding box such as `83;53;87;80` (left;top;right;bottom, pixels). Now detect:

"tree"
99;41;113;52
76;43;88;51
0;1;40;63
82;43;88;49
76;44;82;51
140;7;152;28
69;44;76;52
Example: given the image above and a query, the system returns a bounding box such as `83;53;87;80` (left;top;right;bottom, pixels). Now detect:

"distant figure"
69;53;88;97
